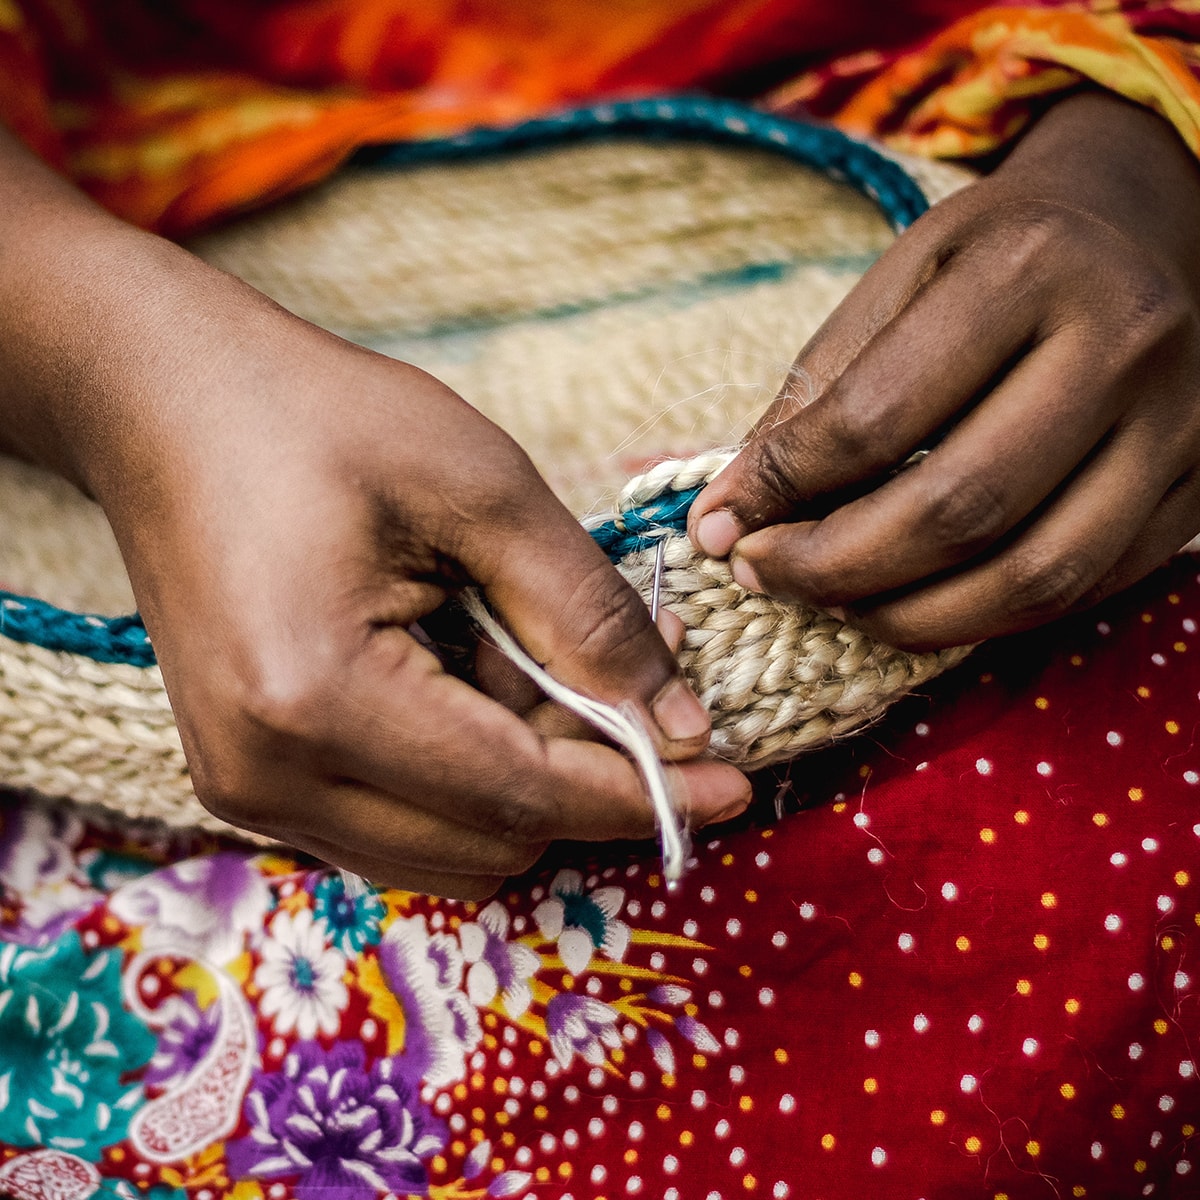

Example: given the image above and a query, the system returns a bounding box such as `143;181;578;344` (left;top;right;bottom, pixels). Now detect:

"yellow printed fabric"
0;2;1199;233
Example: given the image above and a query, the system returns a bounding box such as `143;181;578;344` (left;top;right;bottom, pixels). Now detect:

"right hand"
2;218;750;899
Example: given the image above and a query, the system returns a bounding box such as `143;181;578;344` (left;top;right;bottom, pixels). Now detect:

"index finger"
688;228;1040;558
327;628;751;844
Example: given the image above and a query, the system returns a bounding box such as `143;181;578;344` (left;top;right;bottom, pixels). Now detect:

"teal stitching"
589;486;699;560
0;594;155;666
2;97;927;667
0;487;700;668
355;95;930;232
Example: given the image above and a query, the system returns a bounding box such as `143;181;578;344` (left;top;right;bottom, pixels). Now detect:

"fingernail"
702;791;752;827
825;605;847;623
652;678;711;743
655;608;686;654
694;509;742;558
731;556;761;593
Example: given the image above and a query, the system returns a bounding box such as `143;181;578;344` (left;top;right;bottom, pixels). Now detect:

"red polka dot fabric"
1;559;1198;1200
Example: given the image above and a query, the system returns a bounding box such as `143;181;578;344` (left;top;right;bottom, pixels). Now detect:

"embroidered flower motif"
311;872;385;954
0;803;101;945
533;869;630;976
109;852;272;964
0;934;153;1156
225;1040;445;1200
255;909;348;1040
80;848;156;892
378;915;481;1087
0;1149;100;1200
545;993;622;1068
141;994;221;1090
457;901;540;1016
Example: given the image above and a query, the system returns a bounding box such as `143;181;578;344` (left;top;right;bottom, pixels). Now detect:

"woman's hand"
688;92;1200;650
0;131;749;898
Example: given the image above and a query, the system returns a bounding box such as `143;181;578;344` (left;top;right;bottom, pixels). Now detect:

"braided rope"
593;452;975;771
0;107;975;830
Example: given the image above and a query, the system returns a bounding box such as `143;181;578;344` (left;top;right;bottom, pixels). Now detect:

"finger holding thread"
466;590;704;880
519;608;689;743
465;487;716;762
474;594;688;731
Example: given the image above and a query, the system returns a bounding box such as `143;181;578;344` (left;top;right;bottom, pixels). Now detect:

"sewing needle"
649;536;666;624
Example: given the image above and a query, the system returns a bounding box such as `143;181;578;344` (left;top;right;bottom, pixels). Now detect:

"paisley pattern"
2;557;1200;1198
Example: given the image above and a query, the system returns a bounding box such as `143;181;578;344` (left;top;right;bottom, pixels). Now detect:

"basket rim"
1;95;928;669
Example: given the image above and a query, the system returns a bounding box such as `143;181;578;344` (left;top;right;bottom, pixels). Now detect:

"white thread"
338;868;371;899
0;139;981;841
461;590;690;885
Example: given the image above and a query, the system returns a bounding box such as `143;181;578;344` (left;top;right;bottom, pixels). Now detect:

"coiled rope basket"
0;98;977;836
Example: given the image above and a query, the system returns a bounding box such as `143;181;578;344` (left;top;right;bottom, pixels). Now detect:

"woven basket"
0;97;975;835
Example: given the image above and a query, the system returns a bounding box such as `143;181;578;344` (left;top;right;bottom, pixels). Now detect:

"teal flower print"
0;933;154;1156
311;871;385;954
533;869;630;976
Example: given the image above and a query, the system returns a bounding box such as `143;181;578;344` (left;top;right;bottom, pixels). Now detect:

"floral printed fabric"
2;556;1200;1199
2;2;1200;233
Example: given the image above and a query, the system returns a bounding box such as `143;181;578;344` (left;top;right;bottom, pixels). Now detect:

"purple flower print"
457;901;540;1017
378;916;481;1087
545;993;622;1069
142;994;221;1089
226;1040;445;1200
0;802;100;945
109;852;271;964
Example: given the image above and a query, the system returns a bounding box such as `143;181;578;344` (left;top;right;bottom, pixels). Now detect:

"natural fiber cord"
592;453;974;771
0;101;980;836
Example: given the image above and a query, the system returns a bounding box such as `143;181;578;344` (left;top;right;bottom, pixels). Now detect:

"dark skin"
0;126;751;900
690;92;1200;650
1;91;1197;896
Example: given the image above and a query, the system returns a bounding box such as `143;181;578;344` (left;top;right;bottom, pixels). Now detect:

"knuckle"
988;204;1066;274
190;761;275;832
236;656;334;745
465;442;541;523
746;436;807;515
920;472;1011;561
485;788;556;846
818;398;896;476
558;567;655;674
1004;551;1095;623
1122;270;1194;345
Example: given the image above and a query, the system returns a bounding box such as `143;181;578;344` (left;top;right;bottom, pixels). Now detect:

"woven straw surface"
0;124;975;834
596;452;973;771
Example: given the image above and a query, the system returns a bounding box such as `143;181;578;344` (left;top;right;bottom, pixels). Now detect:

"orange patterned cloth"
2;1;1200;233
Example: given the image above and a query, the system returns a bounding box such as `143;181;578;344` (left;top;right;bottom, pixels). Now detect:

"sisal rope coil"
0;636;192;814
594;452;975;771
0;101;981;839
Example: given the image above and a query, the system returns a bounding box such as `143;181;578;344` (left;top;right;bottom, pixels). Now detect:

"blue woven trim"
589;486;700;562
354;95;930;232
0;487;700;667
0;592;154;666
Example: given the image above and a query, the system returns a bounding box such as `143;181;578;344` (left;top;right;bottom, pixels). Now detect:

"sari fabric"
2;1;1200;233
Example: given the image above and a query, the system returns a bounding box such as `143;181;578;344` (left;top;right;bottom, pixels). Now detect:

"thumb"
686;414;815;560
467;467;714;762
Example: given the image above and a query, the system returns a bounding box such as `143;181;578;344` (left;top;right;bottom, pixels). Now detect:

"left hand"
688;91;1200;650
